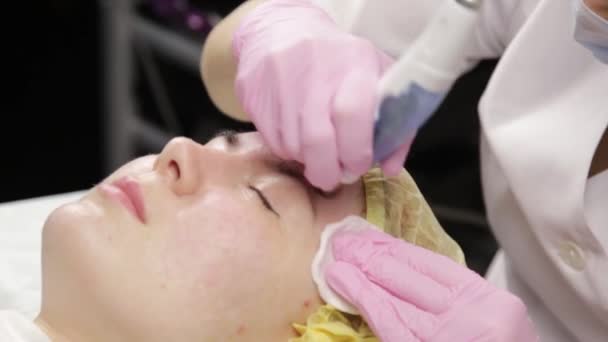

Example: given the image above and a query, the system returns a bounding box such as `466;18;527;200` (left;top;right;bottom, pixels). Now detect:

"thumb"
326;261;423;342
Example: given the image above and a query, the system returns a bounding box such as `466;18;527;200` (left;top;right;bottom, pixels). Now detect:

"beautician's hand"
232;0;411;191
585;0;608;19
325;228;539;342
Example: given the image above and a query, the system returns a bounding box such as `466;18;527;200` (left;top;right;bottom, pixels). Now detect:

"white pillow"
0;191;85;319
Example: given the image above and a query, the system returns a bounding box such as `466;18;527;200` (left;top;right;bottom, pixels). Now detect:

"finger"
332;70;377;178
380;136;414;176
300;93;342;191
332;229;476;295
326;261;436;342
275;50;305;161
258;96;289;160
333;229;476;287
330;229;454;313
257;99;288;160
279;104;302;161
236;61;289;160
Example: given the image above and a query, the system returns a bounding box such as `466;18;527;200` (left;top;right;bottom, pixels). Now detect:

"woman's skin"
201;0;268;121
590;130;608;177
586;0;608;18
35;132;364;342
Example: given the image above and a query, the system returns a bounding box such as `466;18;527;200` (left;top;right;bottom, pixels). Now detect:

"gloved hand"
325;228;539;342
232;0;411;191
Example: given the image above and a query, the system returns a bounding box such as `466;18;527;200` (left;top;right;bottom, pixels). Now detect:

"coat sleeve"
312;0;535;73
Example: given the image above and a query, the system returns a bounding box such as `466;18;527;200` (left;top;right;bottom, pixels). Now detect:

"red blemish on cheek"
303;300;311;309
236;324;247;335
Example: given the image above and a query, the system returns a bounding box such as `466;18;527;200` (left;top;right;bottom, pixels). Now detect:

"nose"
155;137;202;196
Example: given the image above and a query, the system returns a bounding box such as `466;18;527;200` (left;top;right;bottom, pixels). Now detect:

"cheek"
160;196;282;294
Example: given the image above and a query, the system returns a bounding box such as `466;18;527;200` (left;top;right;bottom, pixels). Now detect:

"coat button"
558;241;586;271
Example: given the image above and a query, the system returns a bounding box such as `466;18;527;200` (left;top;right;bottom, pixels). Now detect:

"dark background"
3;0;498;273
5;1;102;201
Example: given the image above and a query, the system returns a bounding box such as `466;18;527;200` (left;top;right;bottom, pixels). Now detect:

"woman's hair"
291;168;465;341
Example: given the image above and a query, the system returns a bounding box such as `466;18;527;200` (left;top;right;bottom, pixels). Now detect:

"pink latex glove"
232;0;411;191
325;228;539;342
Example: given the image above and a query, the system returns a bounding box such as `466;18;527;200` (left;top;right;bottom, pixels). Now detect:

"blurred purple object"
186;10;211;33
147;0;218;36
150;0;187;16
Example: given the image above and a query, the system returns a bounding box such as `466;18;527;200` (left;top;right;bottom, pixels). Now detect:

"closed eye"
248;185;280;217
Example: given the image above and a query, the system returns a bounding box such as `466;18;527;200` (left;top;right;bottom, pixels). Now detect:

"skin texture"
585;0;608;19
201;0;268;121
589;128;608;177
35;132;364;342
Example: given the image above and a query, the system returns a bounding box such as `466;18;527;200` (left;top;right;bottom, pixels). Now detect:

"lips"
99;176;147;223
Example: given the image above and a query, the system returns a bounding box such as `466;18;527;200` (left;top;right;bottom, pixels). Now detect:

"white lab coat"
312;0;608;340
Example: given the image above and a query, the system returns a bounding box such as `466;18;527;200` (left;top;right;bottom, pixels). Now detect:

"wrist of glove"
232;0;338;58
325;228;539;342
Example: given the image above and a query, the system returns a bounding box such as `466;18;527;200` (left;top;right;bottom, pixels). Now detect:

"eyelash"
248;185;279;216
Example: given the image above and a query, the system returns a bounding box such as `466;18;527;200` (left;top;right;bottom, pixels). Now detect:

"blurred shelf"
100;0;217;171
131;15;203;72
133;115;172;152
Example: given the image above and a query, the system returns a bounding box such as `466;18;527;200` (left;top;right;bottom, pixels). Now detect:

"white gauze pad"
311;215;381;315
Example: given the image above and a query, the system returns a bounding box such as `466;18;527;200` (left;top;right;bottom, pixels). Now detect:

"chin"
40;196;114;301
44;195;99;233
41;196;106;264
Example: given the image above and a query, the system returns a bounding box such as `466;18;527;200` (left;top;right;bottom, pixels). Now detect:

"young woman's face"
39;132;364;342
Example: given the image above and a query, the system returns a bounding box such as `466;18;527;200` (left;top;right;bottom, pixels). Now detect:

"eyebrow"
213;130;339;211
265;159;317;216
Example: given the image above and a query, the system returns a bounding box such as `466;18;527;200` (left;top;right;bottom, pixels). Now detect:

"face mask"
573;0;608;64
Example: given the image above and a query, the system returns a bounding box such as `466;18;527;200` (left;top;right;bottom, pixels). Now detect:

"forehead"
206;132;300;177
